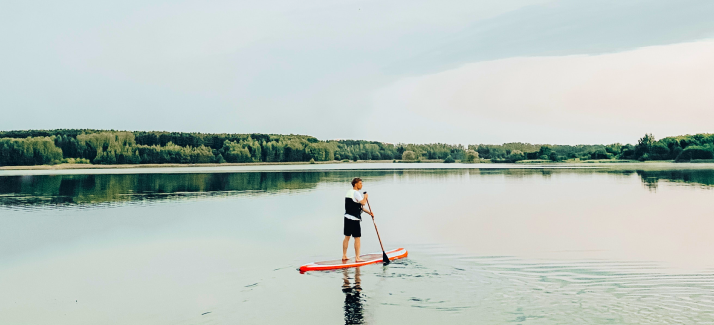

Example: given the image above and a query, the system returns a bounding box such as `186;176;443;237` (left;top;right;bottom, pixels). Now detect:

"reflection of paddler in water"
342;267;364;325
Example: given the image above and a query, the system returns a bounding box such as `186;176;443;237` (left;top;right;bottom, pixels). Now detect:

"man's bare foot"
355;258;365;262
342;256;348;261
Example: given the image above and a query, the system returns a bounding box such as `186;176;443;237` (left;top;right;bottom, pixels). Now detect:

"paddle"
365;194;390;265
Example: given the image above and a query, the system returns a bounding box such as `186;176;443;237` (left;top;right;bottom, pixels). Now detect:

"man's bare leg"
342;236;350;260
354;237;364;262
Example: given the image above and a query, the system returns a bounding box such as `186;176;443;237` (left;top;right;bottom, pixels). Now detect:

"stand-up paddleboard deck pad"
299;248;407;272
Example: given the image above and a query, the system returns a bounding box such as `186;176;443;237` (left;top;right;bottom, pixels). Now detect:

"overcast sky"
2;0;714;145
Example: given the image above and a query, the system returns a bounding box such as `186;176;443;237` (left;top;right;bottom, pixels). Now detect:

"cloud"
0;0;542;137
395;0;714;74
2;0;714;144
368;40;714;145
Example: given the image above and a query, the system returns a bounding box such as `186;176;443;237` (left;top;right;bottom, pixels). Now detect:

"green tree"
222;141;252;163
675;146;714;161
0;137;63;166
507;150;525;162
635;133;655;159
538;146;553;158
402;150;417;161
649;142;670;160
590;149;611;160
605;143;622;155
463;150;479;163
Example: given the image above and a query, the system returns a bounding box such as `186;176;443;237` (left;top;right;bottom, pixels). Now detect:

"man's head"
351;177;363;190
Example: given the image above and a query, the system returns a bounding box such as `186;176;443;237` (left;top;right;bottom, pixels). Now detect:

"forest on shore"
0;129;713;166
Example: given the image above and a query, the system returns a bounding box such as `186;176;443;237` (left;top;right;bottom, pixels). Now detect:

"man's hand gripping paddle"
365;193;390;265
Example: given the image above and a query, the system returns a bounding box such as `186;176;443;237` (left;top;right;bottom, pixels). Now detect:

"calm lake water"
2;163;714;324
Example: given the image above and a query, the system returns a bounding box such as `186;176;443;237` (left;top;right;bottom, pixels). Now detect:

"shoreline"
0;160;344;171
0;159;706;171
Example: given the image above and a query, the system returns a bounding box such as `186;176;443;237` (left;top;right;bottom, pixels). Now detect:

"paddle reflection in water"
342;267;364;325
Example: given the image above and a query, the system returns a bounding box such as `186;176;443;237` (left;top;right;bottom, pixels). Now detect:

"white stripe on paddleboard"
304;248;406;268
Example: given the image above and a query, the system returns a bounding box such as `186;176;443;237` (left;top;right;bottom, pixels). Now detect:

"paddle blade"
382;252;390;265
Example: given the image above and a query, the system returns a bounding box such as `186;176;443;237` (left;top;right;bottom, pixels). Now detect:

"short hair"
351;178;362;187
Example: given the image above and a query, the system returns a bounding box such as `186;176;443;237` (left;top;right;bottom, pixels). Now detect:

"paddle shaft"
365;198;388;260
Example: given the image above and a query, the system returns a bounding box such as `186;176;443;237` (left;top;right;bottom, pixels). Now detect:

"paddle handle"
365;198;386;253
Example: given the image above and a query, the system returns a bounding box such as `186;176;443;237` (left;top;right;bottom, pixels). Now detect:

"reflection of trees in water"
0;170;474;206
634;170;714;191
3;168;714;206
342;268;364;325
481;168;714;191
0;172;331;206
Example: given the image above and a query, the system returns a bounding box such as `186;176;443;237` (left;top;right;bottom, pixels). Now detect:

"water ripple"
367;252;714;323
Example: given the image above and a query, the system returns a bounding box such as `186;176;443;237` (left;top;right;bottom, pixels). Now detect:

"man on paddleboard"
343;178;374;262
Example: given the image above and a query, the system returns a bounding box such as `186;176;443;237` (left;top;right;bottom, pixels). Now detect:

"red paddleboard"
299;248;408;272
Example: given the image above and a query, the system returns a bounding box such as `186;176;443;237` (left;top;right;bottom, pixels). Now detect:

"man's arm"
354;191;372;216
353;191;368;205
358;192;368;205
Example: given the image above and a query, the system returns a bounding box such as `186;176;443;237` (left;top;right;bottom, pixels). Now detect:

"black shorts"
343;217;361;237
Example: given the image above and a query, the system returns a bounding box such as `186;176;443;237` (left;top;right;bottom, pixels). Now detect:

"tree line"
1;129;713;166
470;133;714;162
0;130;465;166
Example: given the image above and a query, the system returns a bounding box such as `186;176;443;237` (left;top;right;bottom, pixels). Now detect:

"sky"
2;0;714;145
